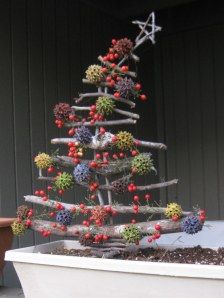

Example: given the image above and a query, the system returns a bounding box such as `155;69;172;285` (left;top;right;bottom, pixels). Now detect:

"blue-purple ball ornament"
56;210;72;226
181;215;203;235
73;163;91;183
75;126;92;145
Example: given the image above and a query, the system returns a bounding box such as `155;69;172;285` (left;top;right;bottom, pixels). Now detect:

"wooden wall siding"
0;0;157;287
155;24;224;219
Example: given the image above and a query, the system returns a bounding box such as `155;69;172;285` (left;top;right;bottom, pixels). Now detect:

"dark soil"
47;246;224;265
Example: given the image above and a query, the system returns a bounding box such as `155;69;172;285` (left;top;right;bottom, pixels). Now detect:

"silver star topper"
132;12;162;47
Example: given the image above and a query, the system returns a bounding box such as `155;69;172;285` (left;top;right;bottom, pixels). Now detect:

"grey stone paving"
0;287;24;297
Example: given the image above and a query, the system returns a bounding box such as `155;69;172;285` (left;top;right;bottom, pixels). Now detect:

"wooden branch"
75;92;135;108
98;56;137;78
30;218;186;238
134;139;167;150
24;195;191;216
136;179;178;191
64;118;136;127
71;105;140;120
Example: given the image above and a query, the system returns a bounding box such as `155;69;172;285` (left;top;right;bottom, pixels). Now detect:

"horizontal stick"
71;105;139;120
75;92;135;108
24;195;192;216
64;118;136;127
136;179;178;191
98;56;137;78
135;139;167;150
30;218;186;238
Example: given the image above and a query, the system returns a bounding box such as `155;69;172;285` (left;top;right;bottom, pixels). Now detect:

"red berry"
114;53;119;59
47;166;54;173
85;233;91;239
34;190;40;196
58;189;64;195
90;105;96;111
200;215;206;221
131;150;138;157
121;65;128;72
79;203;85;209
100;127;106;134
95;153;101;159
90;194;96;200
105;206;112;213
140;94;147;101
39;190;45;196
112;153;118;159
131;219;136;224
172;215;179;222
133;195;139;202
144;193;151;200
119;152;124;158
101;67;108;73
103;235;109;241
114;92;120;98
42;196;48;201
69;114;75;121
135;83;142;91
112;136;117;143
90;161;98;168
68;128;75;136
47;186;52;191
148;237;153;243
154;233;161;239
49;212;55;218
111;63;116;68
111;39;117;45
106;76;112;82
155;224;161;231
26;219;32;227
103;152;109;158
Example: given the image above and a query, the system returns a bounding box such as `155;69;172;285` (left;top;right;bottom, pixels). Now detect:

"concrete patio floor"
0;287;24;297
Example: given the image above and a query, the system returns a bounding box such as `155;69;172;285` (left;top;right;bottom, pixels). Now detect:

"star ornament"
132;12;162;46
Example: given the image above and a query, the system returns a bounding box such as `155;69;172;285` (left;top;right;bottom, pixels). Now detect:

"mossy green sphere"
131;154;154;175
116;131;134;151
164;202;183;219
85;64;103;84
34;153;53;169
121;225;141;244
96;97;115;116
11;221;26;236
54;172;74;190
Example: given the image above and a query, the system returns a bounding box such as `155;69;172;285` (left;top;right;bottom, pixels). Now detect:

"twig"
64;118;136;127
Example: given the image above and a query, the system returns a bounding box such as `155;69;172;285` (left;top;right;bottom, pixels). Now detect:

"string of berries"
34;153;53;169
121;224;141;244
131;153;154;175
54;172;74;190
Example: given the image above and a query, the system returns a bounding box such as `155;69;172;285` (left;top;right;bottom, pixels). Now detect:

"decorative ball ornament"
17;205;29;220
73;163;91;183
75;126;93;145
115;77;135;98
34;153;53;169
131;154;154;175
56;210;72;226
164;202;183;219
91;206;107;224
85;64;103;84
53;102;72;121
11;221;26;236
111;176;130;194
181;215;203;234
113;38;133;57
121;225;141;244
115;131;134;151
54;172;74;190
96;97;115;116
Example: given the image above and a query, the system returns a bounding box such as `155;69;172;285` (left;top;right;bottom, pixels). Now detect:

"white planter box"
5;221;224;298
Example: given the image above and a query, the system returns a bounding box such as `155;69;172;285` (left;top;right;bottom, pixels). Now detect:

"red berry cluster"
67;141;83;164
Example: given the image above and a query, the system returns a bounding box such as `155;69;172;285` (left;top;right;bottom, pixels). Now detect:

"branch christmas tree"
11;13;206;254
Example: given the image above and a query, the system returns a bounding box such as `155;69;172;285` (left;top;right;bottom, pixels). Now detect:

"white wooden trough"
5;221;224;298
